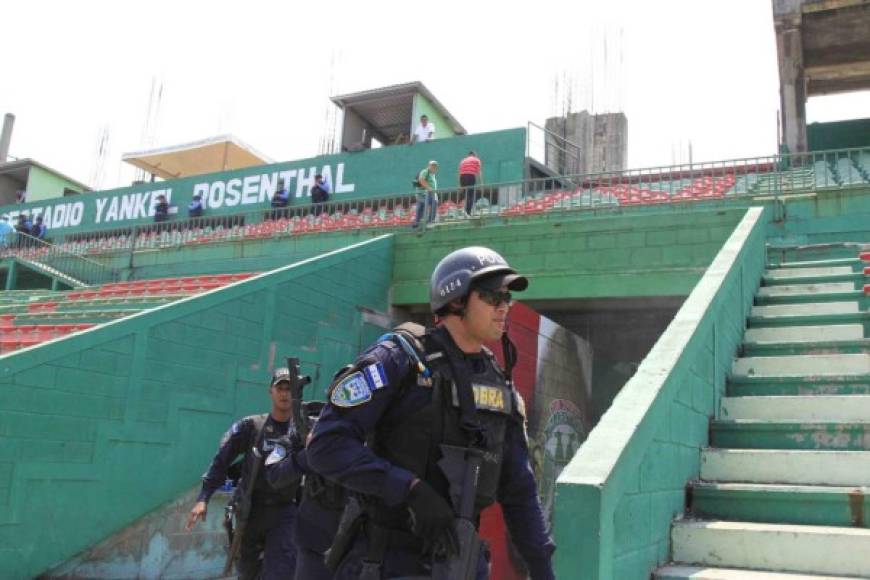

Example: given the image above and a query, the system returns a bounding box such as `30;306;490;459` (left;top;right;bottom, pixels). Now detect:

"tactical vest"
367;323;521;528
241;415;301;506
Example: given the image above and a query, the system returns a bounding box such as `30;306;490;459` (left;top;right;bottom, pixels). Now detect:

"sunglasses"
475;288;513;307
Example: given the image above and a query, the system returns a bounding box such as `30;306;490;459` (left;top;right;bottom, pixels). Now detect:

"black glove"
406;480;459;558
275;431;304;453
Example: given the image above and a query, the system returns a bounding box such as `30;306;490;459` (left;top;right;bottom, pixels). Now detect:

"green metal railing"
1;146;868;258
0;233;120;285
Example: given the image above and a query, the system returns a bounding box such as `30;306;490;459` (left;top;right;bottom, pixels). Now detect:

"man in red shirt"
459;150;483;216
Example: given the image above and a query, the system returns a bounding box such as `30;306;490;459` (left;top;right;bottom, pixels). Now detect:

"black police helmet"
430;246;527;313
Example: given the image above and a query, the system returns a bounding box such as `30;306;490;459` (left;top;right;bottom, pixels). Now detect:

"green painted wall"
392;206;748;304
413;94;457;140
74;205;745;300
0;236;394;579
0;129;526;237
766;187;870;247
553;208;768;579
25;165;86;203
808;118;870;151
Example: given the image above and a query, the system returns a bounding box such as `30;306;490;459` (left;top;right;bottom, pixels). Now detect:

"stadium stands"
2;150;868;262
0;273;258;354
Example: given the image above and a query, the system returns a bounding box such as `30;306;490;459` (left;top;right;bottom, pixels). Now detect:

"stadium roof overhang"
122;135;273;180
330;81;466;145
774;0;870;97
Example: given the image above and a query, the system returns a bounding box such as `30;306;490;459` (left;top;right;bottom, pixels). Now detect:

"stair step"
755;282;863;304
689;482;870;528
732;353;870;379
763;266;862;286
748;302;867;328
671;520;870;577
711;420;870;450
701;449;870;486
744;324;864;344
721;395;870;421
655;564;857;579
728;374;870;396
775;257;863;270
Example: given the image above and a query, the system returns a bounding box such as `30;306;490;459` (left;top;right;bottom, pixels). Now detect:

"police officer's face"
464;286;511;343
270;381;293;412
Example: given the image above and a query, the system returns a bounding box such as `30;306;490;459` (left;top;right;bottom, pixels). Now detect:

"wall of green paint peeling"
0;236;394;579
553;209;768;579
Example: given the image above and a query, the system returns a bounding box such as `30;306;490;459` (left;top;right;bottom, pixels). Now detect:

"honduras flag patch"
330;371;373;407
363;362;387;391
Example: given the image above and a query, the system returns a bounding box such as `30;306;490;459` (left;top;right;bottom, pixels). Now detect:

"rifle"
223;446;262;575
431;445;484;580
286;357;312;440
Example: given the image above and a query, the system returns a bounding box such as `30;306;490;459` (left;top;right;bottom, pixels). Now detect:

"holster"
222;504;235;547
324;497;365;572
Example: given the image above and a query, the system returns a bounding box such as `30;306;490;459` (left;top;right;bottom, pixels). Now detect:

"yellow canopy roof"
122;134;272;180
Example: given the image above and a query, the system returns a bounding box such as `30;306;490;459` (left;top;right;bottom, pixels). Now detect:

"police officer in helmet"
307;246;556;579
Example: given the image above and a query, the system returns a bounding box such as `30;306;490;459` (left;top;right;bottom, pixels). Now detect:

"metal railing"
0;233;120;285
0;146;867;258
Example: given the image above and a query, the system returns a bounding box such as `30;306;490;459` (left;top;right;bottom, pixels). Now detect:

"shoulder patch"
265;444;287;467
330;371;373;407
363;362;387;390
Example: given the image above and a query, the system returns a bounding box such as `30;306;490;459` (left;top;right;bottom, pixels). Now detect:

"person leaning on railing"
0;215;13;249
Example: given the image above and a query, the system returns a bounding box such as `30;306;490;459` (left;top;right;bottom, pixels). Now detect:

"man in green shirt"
412;160;439;228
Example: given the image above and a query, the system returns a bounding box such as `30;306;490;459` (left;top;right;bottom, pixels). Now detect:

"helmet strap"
501;322;517;385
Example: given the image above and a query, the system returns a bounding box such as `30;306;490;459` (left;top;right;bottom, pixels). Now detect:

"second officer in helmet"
307;246;555;579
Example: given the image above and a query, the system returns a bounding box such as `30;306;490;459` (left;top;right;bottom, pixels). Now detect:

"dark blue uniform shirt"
307;335;555;580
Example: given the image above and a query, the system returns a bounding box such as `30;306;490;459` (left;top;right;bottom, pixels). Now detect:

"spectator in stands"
459;150;483;216
15;214;32;248
271;178;289;208
412;160;439;229
15;189;26;204
0;215;12;248
270;178;290;220
31;216;46;240
154;194;170;223
188;194;204;218
410;114;435;145
310;174;330;217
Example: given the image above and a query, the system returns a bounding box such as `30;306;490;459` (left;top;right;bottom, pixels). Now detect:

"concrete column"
775;25;808;154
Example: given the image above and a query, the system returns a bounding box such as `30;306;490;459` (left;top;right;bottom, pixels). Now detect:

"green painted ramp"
0;235;394;579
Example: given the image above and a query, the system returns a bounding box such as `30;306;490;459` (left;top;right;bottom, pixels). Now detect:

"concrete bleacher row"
0;273;257;354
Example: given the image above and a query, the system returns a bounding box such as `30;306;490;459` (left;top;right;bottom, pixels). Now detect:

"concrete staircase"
656;250;870;579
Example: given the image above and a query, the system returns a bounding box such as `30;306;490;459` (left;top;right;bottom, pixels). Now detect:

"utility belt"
325;507;426;577
305;472;345;511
